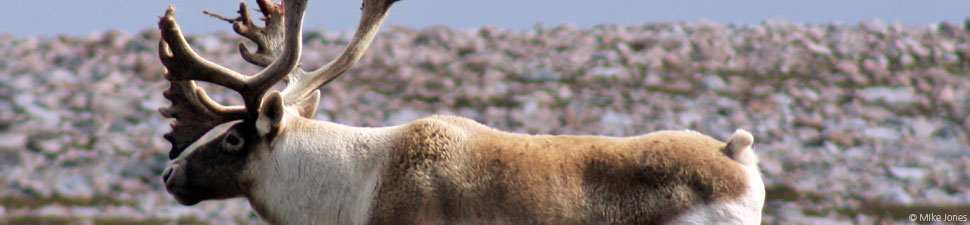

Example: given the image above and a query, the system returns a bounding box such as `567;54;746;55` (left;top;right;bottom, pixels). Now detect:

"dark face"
162;120;262;205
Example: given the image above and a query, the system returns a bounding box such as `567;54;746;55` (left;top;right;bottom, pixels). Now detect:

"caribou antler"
279;0;397;104
158;2;303;115
157;0;304;159
204;0;285;67
157;0;396;159
205;0;399;105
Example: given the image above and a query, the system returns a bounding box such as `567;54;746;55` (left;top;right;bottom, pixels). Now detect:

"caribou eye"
224;132;244;150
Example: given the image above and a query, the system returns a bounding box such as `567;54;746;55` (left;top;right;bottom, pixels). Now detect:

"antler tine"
242;0;306;114
157;1;306;157
204;0;286;67
159;6;249;91
157;78;247;159
279;0;399;105
159;2;305;115
157;13;250;158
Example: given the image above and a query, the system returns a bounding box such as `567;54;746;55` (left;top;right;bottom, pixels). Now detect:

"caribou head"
157;0;397;207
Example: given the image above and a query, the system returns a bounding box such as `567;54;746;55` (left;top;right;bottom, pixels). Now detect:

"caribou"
156;0;765;224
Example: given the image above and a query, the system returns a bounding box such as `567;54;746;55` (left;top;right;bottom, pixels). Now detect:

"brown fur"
369;116;748;225
163;121;261;206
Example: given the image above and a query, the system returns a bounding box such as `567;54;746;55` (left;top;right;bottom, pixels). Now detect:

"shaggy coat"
164;97;764;225
156;0;764;223
370;116;763;225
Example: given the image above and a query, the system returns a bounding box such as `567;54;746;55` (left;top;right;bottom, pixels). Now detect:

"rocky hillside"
2;19;969;224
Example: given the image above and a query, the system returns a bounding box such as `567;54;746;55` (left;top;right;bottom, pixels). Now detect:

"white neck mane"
245;118;398;224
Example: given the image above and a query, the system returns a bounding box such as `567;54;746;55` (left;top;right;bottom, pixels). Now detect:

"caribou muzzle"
161;160;202;205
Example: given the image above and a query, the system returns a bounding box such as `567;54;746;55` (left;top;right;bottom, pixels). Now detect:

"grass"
1;216;207;225
0;195;134;209
0;194;209;225
765;184;970;222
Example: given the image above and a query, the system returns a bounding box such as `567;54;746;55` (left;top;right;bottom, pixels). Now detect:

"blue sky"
2;0;969;36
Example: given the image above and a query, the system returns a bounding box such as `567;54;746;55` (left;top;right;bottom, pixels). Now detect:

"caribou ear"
292;90;320;118
257;91;286;139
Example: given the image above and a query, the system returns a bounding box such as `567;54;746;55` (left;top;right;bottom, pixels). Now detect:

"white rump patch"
671;129;764;225
669;159;765;225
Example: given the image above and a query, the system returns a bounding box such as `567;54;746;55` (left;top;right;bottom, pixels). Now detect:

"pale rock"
858;87;916;104
763;17;793;29
120;178;150;193
37;204;69;216
387;108;419;125
139;100;165;114
677;111;702;126
804;216;854;225
862;127;899;141
589;67;625;80
938;85;955;103
14;94;60;126
942;53;960;63
759;157;784;175
799;89;819;101
938;39;957;53
195;35;222;52
772;93;793;107
883;185;914;205
903;38;931;58
0;132;27;150
843;147;867;161
924;188;955;204
911;117;940;139
960;191;970;205
10;74;35;90
805;132;832;148
318;97;337;112
935;138;965;157
103;205;140;217
821;104;840;116
701;75;727;90
159;205;199;219
642;73;663;87
835;61;859;75
857;105;893;121
520;99;539;114
804;41;832;55
888;166;927;180
899;54;915;67
54;175;94;199
50;69;78;84
36;138;63;154
556;85;573;99
861;19;888;34
521;69;560;82
138;194;160;212
600;110;632;127
71;206;101;217
854;214;877;225
666;80;693;92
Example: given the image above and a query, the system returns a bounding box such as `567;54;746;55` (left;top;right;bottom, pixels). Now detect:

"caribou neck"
244;116;399;224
